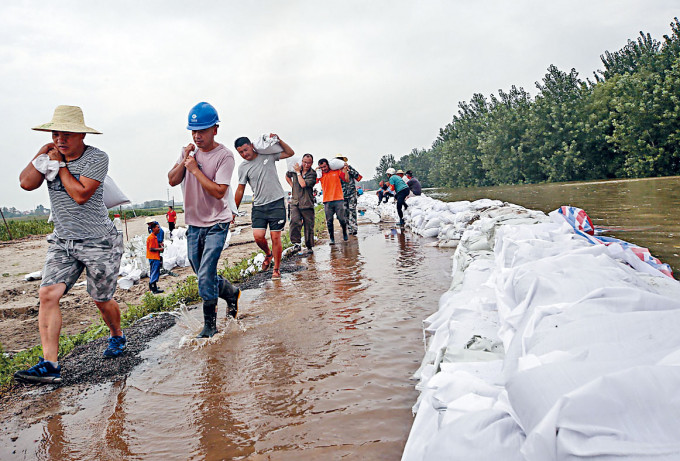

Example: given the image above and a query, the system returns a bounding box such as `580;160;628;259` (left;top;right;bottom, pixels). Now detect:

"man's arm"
59;170;102;205
181;152;228;199
19;143;59;191
168;144;194;187
285;172;294;188
234;183;246;209
271;134;295;160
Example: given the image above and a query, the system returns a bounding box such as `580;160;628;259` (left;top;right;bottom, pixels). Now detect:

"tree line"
374;18;680;188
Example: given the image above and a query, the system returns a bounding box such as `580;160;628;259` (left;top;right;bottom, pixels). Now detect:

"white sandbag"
286;155;302;173
253;133;283;155
328;158;345;170
421;228;440;238
24;270;42;281
103;175;131;208
117;277;134;290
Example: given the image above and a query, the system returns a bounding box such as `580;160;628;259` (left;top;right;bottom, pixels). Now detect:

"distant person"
147;222;164;294
285;153;316;254
405;170;422;196
336;155;362;236
317;158;348;244
357;185;364;196
377;181;389;205
16;105;125;384
234;134;296;280
386;168;410;226
146;217;164;245
166;206;177;235
168;102;241;338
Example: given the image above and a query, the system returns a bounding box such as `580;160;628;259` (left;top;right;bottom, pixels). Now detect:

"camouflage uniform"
342;165;362;234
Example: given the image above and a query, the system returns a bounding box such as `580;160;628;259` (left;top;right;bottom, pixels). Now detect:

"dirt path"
0;205;276;353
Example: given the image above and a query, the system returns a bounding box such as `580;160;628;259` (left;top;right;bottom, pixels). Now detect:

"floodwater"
430;175;680;275
2;224;453;460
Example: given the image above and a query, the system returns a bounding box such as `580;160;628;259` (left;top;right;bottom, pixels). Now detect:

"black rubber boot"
197;300;218;338
218;276;241;319
152;282;164;294
342;224;348;241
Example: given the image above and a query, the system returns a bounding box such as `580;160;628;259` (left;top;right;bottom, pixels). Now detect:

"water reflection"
431;176;680;275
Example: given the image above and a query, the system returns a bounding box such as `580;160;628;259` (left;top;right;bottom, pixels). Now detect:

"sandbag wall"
400;196;680;461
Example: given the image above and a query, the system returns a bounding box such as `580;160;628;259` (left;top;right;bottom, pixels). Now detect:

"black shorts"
252;198;286;231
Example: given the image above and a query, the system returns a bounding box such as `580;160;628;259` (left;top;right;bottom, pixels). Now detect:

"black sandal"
262;253;273;271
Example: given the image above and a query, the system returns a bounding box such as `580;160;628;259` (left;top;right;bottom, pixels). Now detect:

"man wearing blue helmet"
168;102;241;338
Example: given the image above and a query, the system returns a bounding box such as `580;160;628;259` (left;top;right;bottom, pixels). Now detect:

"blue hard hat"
187;102;220;130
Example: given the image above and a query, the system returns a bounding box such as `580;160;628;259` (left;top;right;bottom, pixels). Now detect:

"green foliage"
382;17;680;189
0;218;54;241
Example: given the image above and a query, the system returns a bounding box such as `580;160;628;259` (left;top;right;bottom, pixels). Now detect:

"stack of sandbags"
403;198;680;461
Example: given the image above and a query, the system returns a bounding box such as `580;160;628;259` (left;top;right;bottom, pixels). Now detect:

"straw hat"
335;155;348;162
32;105;102;134
396;169;404;174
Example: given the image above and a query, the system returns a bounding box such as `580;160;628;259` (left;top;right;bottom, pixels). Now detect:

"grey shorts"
41;229;124;302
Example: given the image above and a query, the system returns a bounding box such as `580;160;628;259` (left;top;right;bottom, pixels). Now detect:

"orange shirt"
317;169;346;202
147;233;161;260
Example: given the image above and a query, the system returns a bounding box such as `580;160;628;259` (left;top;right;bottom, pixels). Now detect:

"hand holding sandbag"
253;133;284;155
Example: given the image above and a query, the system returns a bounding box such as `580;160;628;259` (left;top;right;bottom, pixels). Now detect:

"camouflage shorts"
41;229;123;302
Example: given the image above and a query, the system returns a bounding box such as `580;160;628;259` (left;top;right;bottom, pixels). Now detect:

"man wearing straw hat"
15;105;125;384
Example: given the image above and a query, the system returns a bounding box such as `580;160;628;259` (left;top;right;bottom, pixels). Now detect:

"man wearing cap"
16;105;125;384
234;135;296;280
168;102;241;338
336;155;363;236
386;168;410;226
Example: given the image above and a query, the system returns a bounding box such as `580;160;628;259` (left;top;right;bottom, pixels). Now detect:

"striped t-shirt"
47;145;114;239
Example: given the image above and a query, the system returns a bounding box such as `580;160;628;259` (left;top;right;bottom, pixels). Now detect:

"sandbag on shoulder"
286;155;302;172
328;158;345;170
253;133;284;155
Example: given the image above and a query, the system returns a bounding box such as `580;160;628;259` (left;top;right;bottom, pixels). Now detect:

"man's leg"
253;228;271;254
347;194;358;234
301;208;315;250
333;200;348;240
196;223;229;337
37;284;66;363
324;202;335;243
94;299;123;337
271;230;283;271
289;204;303;245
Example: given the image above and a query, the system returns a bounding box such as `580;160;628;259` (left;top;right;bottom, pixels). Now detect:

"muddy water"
3;224;453;460
430;175;680;275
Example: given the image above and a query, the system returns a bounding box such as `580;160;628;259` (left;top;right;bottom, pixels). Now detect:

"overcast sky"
1;1;678;210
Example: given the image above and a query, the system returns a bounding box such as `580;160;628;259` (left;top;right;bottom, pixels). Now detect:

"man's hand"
293;162;301;173
40;143;63;162
183;144;196;158
184;155;199;175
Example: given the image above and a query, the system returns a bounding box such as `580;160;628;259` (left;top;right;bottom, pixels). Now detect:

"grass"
0;206;326;391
